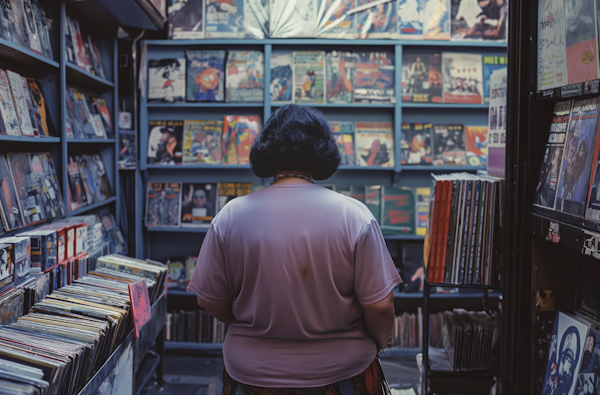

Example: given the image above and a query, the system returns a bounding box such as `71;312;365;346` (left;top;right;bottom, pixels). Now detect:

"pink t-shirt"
188;183;402;387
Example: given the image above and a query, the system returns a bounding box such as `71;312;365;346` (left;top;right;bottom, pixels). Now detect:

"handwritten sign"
537;0;568;90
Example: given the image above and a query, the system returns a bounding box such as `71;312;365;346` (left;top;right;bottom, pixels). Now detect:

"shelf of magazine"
402;103;491;109
147;102;264;108
66;62;115;90
400;165;486;171
0;38;59;70
148;39;508;48
0;135;61;143
69;196;117;216
271;103;396;109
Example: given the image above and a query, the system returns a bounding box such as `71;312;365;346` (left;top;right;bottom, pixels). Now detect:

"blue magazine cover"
482;55;507;104
555;97;599;217
186;50;225;102
205;0;244;38
354;51;395;103
355;0;397;39
270;53;292;103
398;0;424;39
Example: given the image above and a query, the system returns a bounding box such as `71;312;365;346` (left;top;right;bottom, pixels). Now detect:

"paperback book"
186;50;225;102
380;186;416;234
181;183;217;226
355;0;397;39
537;0;568;90
355;121;394;167
7;153;45;226
432;124;467;166
354;51;395;103
326;51;354;103
222;116;259;165
0;70;21;136
182;119;222;164
424;0;450;40
0;154;23;231
465;126;488;167
218;182;252;210
168;0;205;39
225;51;264;103
148;58;186;103
316;0;355;39
401;122;433;165
293;51;326;104
270;53;293;103
402;53;443;103
147;120;184;165
397;0;424;39
331;121;356;166
442;52;483;104
482;55;508;104
565;0;599;85
205;0;244;38
146;182;182;228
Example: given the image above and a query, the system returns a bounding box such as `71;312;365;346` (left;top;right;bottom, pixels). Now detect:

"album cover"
441;52;483;104
330;121;356;166
354;51;395;103
355;121;394;167
0;155;23;231
465;126;488;167
7;153;45;226
270;53;293;103
146;182;182;227
181;183;217;226
225;51;264;103
326;51;354;103
316;0;355;39
182;119;222;164
148;58;186;103
432;124;467;166
186;50;225;102
397;0;424;39
168;0;205;39
205;0;244;38
355;0;396;39
293;51;326;104
147;120;184;165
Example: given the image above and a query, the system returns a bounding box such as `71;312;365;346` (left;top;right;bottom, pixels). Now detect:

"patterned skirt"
222;359;383;395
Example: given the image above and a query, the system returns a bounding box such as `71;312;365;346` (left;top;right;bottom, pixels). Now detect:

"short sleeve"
354;220;403;304
187;224;233;303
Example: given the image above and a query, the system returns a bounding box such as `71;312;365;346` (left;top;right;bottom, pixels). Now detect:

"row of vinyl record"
0;253;168;395
0;69;56;138
66;87;114;140
0;0;53;60
425;173;504;286
64;14;108;79
66;154;113;212
167;0;507;42
150;50;500;105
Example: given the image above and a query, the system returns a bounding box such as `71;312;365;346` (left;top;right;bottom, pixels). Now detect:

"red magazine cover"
129;278;152;338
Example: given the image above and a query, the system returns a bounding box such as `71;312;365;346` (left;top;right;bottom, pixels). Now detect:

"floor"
141;347;421;395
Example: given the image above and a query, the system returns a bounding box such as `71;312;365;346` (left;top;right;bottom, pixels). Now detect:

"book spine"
427;180;442;282
438;180;453;283
458;180;472;284
443;180;458;284
467;180;481;284
474;181;488;284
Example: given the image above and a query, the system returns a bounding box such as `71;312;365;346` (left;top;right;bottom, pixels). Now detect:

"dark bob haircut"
249;104;341;180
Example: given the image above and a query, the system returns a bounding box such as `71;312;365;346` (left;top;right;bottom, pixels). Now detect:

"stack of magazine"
66;88;114;139
66;154;113;212
0;0;53;59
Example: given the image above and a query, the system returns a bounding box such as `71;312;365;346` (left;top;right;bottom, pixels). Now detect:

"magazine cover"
27;79;55;137
0;154;23;231
218;182;252;210
205;0;244;38
541;312;588;395
168;0;205;39
20;76;38;136
66;89;84;138
181;183;217;226
565;0;599;85
147;120;184;165
416;187;431;236
380;186;415;234
401;123;433;165
331;121;355;165
354;51;395;103
0;70;21;136
31;152;65;219
554;97;599;217
316;0;355;39
146;182;182;228
402;53;431;102
451;0;507;41
119;130;137;169
465;125;488;167
93;97;114;138
225;51;264;103
483;55;507;104
270;0;317;38
87;154;112;201
355;0;396;39
423;0;450;40
534;100;573;209
397;0;424;39
67;157;86;210
182;119;222;164
293;51;325;104
432;124;467;166
20;0;42;53
270;53;293;103
355;121;394;167
244;0;269;38
76;155;96;204
326;51;354;103
0;0;20;45
442;52;483;104
537;0;568;90
148;58;186;103
7;153;45;226
32;0;52;59
223;115;259;164
6;70;34;136
11;0;30;49
186;50;225;102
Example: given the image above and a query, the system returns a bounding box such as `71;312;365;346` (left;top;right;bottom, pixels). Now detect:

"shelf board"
402;103;489;109
167;290;195;296
145;164;251;170
67;138;116;144
0;135;60;143
271;103;395;108
0;38;59;70
146;39;507;48
66;63;114;90
530;210;600;256
147;226;209;233
337;166;395;171
401;165;485;171
383;234;424;240
68;196;117;216
147;102;263;108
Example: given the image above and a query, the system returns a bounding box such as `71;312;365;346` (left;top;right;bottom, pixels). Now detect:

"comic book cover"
0;154;23;231
451;0;508;41
535;100;573;210
11;0;30;49
354;51;395;103
180;183;217;226
218;182;252;210
92;97;114;138
20;76;38;136
416;187;431;236
293;51;325;104
565;0;599;85
441;52;483;104
355;121;394;167
0;0;20;45
555;97;599;217
326;51;354;103
222;116;259;164
27;78;55;137
397;0;424;39
269;0;316;38
423;0;450;40
168;0;205;39
32;0;52;59
90;39;106;79
270;53;293;103
0;70;20;136
146;182;182;227
88;154;112;201
401;122;433;165
402;53;431;102
541;312;588;395
380;186;415;234
20;0;42;53
148;120;184;165
186;50;225;102
465;125;488;167
182;119;222;164
537;0;568;90
316;0;356;39
30;152;65;219
483;55;507;104
244;0;268;38
7;153;45;226
355;0;397;39
6;70;34;136
432;124;467;166
205;0;244;38
226;51;264;103
148;58;186;103
119;130;137;169
330;121;355;165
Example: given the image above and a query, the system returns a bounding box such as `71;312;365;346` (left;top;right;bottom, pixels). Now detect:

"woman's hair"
249;104;341;180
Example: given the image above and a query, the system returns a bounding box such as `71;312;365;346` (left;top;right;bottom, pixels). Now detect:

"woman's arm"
197;297;235;325
360;291;395;351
